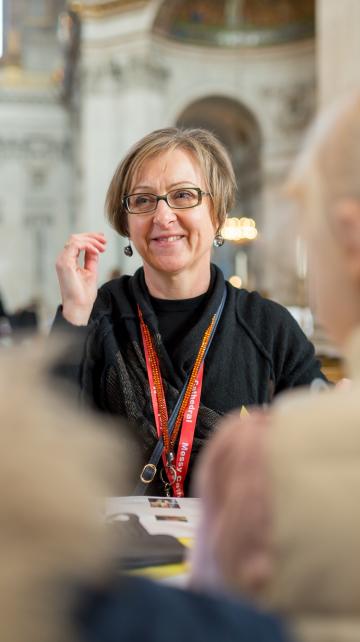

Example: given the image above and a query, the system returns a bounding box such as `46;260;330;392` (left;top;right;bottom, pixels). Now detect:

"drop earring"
124;239;133;257
213;233;224;248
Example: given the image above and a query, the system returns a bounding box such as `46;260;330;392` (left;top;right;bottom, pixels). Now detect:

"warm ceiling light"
229;275;242;288
222;217;258;242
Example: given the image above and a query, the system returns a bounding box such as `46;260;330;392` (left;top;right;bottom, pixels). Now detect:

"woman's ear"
333;198;360;282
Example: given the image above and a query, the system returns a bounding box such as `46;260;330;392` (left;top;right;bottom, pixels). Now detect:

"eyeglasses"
123;187;210;215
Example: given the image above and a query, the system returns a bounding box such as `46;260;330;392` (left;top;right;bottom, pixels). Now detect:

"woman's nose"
152;198;177;225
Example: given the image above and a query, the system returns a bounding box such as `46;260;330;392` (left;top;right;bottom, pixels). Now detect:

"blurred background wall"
0;0;359;359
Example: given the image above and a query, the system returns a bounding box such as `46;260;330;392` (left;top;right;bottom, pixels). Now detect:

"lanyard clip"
140;463;157;484
160;466;177;486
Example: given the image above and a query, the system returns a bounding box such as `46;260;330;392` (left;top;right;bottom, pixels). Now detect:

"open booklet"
105;496;200;580
106;496;200;538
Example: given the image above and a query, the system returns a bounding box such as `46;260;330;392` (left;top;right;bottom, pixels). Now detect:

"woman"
54;127;324;497
190;95;360;642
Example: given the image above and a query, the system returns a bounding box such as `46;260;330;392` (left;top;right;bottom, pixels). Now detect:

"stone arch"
176;94;262;213
152;0;315;48
175;95;262;282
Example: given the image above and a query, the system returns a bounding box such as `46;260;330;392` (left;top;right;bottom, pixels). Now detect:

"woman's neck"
143;264;211;300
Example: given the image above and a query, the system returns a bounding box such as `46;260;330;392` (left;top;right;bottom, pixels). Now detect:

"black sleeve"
51;305;89;381
271;304;327;394
49;283;113;399
49;306;93;401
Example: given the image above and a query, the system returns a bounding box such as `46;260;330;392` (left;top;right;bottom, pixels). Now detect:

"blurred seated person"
53;127;326;497
0;345;289;642
9;298;39;338
190;94;360;642
107;266;122;280
0;291;12;346
0;291;7;318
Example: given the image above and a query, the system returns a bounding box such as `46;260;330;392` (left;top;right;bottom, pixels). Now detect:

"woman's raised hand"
56;232;107;325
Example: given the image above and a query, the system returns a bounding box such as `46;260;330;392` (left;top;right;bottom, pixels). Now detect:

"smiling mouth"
151;235;185;243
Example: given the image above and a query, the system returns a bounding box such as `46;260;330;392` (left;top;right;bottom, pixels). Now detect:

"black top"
52;264;326;495
149;291;209;360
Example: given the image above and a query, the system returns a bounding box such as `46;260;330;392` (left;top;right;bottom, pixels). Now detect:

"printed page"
105;496;200;540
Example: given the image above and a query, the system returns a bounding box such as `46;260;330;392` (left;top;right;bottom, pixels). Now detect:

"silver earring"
124;239;133;257
213;234;224;248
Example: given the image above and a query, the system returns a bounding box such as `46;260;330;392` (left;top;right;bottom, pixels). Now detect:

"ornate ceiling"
153;0;315;47
69;0;149;18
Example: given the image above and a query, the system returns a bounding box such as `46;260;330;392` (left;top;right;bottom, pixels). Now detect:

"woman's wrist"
62;303;92;326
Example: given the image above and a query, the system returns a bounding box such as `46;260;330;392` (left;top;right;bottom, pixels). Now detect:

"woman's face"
127;148;217;278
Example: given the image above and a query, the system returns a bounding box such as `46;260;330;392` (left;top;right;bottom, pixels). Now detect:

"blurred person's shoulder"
271;378;360;449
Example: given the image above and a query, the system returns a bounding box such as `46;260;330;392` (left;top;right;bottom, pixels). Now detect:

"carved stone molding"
0;66;62;103
0;87;60;104
123;55;170;86
0;135;72;161
80;60;119;92
261;80;316;134
70;1;149;19
23;209;54;227
81;55;169;92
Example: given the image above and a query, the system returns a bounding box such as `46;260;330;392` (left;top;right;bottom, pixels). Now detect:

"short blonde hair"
106;127;237;236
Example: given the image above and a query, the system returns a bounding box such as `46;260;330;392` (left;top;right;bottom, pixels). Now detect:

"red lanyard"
138;307;215;497
172;367;203;497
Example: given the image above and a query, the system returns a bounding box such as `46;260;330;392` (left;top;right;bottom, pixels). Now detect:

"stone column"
318;0;360;106
0;89;74;318
78;2;169;283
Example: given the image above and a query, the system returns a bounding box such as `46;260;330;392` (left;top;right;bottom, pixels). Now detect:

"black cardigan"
53;264;325;494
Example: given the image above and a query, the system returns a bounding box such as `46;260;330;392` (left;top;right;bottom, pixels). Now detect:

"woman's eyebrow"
131;181;198;191
168;181;198;188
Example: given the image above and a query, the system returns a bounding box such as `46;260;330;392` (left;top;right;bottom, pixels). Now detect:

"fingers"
195;410;269;504
63;233;106;257
56;233;107;271
193;412;237;499
84;250;99;274
218;450;271;559
63;232;106;253
194;408;272;595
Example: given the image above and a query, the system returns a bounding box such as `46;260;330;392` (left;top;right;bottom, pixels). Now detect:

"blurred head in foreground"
192;95;360;642
288;92;360;347
0;344;123;642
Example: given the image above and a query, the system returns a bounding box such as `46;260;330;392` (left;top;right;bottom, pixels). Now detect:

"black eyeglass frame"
123;187;210;214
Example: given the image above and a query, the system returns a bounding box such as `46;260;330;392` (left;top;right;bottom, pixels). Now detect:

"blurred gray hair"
287;93;360;209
